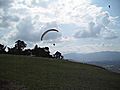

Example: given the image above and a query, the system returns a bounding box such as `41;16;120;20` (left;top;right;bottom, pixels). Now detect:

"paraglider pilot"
53;51;64;59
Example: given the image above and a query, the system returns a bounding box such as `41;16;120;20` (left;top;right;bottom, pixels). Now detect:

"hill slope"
0;55;120;90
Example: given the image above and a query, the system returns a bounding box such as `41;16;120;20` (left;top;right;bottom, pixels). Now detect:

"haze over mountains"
64;51;120;73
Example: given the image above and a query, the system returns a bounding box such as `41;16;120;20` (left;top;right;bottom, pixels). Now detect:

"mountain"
88;60;120;73
64;51;120;62
64;51;120;73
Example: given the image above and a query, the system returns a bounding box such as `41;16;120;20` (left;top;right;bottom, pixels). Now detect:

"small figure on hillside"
53;51;64;59
61;55;64;59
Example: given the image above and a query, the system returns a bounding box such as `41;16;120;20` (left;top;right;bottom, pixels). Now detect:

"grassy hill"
0;55;120;90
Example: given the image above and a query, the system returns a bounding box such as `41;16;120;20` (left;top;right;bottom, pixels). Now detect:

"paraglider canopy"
41;29;59;41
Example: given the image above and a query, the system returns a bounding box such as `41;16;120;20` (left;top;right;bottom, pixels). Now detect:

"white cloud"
48;0;92;24
15;16;38;41
2;15;19;22
0;0;120;53
0;0;12;9
74;12;118;39
101;29;118;39
74;21;102;38
14;16;62;42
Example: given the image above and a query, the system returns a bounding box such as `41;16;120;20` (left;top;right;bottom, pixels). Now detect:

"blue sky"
0;0;120;54
92;0;120;16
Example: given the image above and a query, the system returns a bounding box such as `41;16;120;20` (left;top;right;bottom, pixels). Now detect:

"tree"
0;44;6;54
15;40;27;55
22;49;32;56
32;45;39;56
7;47;16;55
32;45;51;57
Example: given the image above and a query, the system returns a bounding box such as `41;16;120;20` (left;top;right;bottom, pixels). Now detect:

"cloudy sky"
0;0;120;54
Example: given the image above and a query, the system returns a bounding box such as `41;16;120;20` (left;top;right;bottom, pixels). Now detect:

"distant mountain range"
64;51;120;62
64;51;120;73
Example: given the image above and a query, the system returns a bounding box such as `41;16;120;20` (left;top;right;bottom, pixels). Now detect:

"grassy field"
0;54;120;90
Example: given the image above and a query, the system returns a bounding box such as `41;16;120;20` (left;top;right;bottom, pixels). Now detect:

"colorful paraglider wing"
41;29;59;41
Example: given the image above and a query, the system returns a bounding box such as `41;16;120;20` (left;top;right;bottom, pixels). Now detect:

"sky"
0;0;120;54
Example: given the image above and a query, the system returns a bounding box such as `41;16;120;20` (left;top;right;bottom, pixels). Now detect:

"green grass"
0;54;120;90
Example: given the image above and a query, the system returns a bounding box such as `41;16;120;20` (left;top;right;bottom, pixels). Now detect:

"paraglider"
53;43;55;46
41;29;59;41
108;0;110;8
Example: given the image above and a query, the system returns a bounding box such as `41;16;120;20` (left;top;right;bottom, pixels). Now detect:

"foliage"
0;44;6;54
1;40;55;58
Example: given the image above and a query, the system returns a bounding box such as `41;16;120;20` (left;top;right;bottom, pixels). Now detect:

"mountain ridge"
64;51;120;62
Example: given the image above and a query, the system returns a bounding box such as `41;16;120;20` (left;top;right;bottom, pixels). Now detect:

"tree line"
0;40;63;59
